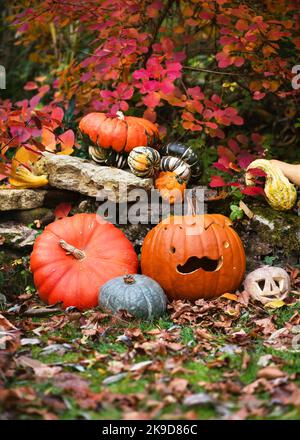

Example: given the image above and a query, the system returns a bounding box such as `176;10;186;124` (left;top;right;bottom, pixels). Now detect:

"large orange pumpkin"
141;212;246;301
30;214;138;310
79;111;159;153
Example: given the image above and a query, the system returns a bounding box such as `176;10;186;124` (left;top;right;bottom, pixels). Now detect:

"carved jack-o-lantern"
244;266;290;304
141;211;246;301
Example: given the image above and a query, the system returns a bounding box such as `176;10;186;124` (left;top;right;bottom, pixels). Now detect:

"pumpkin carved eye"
257;278;281;291
177;256;223;274
257;279;266;290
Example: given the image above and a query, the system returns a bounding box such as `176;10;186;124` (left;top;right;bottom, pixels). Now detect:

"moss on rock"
236;200;300;271
251;204;300;254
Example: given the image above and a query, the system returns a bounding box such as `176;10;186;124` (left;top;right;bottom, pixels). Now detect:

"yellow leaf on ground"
264;299;286;309
225;309;239;316
222;293;238;301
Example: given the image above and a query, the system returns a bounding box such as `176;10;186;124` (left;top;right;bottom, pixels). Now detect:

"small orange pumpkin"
141;195;246;301
79;111;159;153
155;171;186;204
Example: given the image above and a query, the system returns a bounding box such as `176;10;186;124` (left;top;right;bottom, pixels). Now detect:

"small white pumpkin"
244;266;290;304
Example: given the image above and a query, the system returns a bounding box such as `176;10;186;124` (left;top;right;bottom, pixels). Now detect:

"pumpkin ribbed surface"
141;214;246;301
160;142;202;180
128;146;160;177
88;145;128;169
99;274;167;320
160;156;191;182
79;112;159;153
30;214;138;310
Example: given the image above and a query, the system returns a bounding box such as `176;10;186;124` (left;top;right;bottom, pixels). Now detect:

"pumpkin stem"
187;188;197;216
116;111;125;121
123;274;136;284
59;239;86;260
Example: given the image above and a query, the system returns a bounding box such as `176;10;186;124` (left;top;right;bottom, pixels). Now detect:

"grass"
2;288;300;420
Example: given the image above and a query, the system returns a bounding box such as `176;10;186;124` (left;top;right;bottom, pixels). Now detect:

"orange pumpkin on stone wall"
141;202;246;301
79;111;159;153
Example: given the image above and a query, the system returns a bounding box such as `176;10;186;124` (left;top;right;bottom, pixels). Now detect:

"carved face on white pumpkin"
244;266;290;304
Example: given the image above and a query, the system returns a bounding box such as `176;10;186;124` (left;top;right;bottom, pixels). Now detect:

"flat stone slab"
0;222;38;248
0;189;48;211
2;208;55;226
35;152;153;203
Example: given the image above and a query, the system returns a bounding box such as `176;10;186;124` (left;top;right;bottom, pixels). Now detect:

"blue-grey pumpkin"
99;274;167;320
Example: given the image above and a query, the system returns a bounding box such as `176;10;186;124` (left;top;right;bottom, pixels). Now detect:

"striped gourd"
245;159;297;211
160;156;191;182
160;142;202;180
128;146;160;178
89;145;128;169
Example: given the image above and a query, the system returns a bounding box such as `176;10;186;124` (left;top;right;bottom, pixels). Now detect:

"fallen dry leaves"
0;273;300;420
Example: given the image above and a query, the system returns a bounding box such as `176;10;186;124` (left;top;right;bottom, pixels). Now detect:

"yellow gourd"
9;146;48;189
245;159;297;211
9;165;48;189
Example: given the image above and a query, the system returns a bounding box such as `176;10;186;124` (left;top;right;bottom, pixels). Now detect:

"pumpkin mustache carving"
172;221;227;276
141;213;246;301
176;255;224;274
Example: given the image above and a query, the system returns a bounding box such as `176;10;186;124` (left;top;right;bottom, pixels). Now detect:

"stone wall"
1;153;300;273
